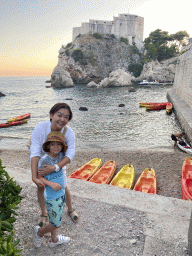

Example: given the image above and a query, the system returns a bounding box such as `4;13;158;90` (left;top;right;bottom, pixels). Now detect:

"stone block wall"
173;44;192;109
72;13;144;50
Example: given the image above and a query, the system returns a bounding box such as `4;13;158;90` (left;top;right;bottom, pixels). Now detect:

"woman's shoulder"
34;121;51;131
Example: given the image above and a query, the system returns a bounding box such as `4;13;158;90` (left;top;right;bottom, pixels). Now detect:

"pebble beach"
0;146;190;255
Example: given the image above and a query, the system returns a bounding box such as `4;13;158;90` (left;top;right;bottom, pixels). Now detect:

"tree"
144;29;189;62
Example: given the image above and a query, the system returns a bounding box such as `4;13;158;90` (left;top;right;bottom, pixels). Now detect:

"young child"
33;131;70;248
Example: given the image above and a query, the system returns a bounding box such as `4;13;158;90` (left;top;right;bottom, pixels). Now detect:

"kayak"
8;113;31;122
177;140;192;154
69;158;102;181
89;160;116;184
110;164;135;189
166;102;172;114
133;168;157;194
145;103;167;111
139;102;168;107
0;119;28;128
181;157;192;200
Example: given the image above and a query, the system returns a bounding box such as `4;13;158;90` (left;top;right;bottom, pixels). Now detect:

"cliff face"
51;34;142;86
51;33;178;87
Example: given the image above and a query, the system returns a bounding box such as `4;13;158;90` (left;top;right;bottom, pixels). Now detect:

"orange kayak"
133;168;157;194
89;160;116;184
69;158;102;181
181;157;192;200
8;113;31;122
145;104;167;111
0;119;28;128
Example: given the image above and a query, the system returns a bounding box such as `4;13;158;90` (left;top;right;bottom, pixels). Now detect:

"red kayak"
8;113;31;122
181;157;192;200
145;103;168;111
0;119;28;128
139;102;168;107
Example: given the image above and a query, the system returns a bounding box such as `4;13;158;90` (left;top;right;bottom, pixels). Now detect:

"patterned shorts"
45;194;65;227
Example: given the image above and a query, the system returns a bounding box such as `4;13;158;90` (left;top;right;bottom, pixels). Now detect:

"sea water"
0;76;182;151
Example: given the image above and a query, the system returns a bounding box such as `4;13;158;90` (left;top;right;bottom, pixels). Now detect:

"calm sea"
0;76;182;151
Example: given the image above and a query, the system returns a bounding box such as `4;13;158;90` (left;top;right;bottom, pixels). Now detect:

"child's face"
47;141;63;156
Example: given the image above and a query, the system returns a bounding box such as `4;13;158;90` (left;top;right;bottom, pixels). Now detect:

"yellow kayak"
69;158;102;181
110;164;135;189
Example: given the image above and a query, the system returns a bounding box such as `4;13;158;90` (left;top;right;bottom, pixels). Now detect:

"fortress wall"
72;13;144;49
173;45;192;108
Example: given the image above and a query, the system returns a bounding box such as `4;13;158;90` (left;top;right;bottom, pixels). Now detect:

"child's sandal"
68;209;79;223
38;215;48;227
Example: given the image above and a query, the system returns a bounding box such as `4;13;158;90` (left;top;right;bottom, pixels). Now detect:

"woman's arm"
31;156;45;187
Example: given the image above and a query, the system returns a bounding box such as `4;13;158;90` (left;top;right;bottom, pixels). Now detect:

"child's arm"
39;177;62;191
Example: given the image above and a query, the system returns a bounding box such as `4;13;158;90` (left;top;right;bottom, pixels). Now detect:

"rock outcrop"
51;33;179;87
137;58;177;83
99;69;132;87
51;34;142;87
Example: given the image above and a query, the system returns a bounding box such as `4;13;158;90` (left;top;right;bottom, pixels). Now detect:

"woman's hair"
49;103;73;121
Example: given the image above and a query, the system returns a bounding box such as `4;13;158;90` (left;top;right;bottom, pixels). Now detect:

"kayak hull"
166;103;172;114
0;119;28;128
181;157;192;200
110;164;135;189
69;158;102;181
177;141;192;154
133;168;157;194
89;160;116;184
8;113;31;122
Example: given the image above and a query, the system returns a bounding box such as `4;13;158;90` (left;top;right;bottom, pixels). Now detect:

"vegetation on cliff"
144;29;189;62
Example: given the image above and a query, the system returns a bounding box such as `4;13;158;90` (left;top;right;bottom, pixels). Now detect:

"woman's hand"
38;165;56;177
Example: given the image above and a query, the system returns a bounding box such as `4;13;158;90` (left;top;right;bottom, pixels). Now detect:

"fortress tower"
72;14;144;50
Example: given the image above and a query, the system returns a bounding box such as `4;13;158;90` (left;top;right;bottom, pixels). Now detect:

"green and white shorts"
45;194;65;227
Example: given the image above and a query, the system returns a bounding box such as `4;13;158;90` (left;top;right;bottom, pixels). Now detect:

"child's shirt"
38;152;65;200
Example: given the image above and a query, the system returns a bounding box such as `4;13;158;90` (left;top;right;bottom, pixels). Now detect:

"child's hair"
43;131;68;153
50;103;73;121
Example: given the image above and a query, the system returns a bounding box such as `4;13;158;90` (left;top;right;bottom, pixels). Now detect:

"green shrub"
93;33;102;39
72;49;84;62
128;63;143;77
65;49;70;56
120;37;128;45
66;43;72;48
0;159;23;255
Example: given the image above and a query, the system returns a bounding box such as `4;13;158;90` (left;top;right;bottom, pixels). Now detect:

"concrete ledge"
167;89;192;143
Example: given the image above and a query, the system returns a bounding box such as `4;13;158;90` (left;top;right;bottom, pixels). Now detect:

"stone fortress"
72;13;144;50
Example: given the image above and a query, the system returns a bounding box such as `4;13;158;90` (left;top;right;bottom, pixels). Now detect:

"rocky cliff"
51;34;142;87
51;33;177;87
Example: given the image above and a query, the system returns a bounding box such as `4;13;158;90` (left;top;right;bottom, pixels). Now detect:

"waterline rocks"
99;69;132;87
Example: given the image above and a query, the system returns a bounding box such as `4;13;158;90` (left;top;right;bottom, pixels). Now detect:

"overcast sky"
1;0;191;76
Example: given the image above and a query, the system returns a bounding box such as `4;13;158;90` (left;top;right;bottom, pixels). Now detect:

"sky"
1;0;191;76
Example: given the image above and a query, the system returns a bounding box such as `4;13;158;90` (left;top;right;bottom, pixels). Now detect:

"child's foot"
49;235;70;248
36;215;48;227
33;226;43;248
68;209;79;223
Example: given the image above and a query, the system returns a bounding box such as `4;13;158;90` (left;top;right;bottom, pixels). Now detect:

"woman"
30;103;78;225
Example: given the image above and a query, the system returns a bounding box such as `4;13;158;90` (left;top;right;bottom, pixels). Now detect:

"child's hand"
50;182;62;191
38;165;55;176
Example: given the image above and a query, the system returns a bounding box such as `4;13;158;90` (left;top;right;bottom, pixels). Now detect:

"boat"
145;103;168;111
166;102;172;114
181;157;192;200
89;160;116;184
149;80;160;85
177;140;192;154
139;102;168;107
7;113;31;123
133;168;157;194
69;158;102;181
138;80;150;85
0;119;28;128
110;164;135;189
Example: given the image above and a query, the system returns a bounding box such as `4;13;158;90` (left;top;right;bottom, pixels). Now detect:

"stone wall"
173;43;192;108
72;13;144;50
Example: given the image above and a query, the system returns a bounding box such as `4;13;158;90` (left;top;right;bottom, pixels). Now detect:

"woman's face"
50;108;70;131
